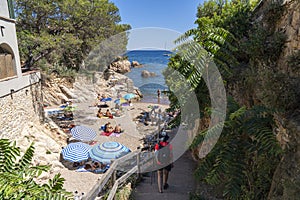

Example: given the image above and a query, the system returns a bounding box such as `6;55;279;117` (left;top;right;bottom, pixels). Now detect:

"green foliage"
264;0;284;26
15;0;130;71
189;192;206;200
0;139;72;199
243;26;286;63
191;99;282;199
163;0;294;199
175;17;238;80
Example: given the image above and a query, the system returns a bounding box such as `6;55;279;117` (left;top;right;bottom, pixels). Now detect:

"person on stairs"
154;132;173;193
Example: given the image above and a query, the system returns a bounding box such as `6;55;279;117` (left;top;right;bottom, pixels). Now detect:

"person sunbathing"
106;125;114;133
114;124;122;133
84;161;102;171
84;163;94;171
104;122;114;133
97;108;104;118
105;109;113;119
103;122;111;131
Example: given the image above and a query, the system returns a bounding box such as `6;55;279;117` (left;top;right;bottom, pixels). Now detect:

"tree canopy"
15;0;130;72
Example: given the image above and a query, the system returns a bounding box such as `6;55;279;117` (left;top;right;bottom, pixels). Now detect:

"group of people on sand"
83;161;108;171
103;122;122;133
97;108;113;119
97;93;109;101
75;160;109;174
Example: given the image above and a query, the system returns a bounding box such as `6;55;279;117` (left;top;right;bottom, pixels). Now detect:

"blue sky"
110;0;203;50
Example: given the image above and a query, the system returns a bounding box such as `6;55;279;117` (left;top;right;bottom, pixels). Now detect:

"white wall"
0;0;9;18
0;71;41;97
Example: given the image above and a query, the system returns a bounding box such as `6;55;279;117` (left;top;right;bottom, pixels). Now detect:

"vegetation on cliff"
165;0;299;199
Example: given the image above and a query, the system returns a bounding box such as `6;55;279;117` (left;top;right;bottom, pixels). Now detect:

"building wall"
0;0;44;140
0;0;41;98
0;17;22;81
0;0;9;18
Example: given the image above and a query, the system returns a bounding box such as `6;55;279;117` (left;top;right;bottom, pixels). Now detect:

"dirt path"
132;150;197;200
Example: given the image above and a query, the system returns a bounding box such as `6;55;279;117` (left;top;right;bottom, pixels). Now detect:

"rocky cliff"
252;1;300;199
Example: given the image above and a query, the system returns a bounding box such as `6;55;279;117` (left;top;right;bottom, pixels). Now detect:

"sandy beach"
55;97;169;196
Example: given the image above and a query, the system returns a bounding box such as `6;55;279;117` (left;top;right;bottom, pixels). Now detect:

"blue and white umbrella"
100;97;112;102
123;93;136;100
61;142;91;162
70;125;97;142
89;141;131;164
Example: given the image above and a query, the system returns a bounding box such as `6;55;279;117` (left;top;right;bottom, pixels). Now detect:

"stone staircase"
132;151;197;200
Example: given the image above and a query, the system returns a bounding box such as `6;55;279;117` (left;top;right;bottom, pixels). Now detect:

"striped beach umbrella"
89;141;131;164
70;125;97;142
61;142;91;162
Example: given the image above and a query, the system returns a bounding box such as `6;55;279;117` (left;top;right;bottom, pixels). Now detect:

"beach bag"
156;143;170;165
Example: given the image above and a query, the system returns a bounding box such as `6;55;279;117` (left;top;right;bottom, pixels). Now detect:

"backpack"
156;142;171;165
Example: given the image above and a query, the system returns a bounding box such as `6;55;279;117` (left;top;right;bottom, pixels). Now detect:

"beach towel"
100;132;122;137
98;116;109;119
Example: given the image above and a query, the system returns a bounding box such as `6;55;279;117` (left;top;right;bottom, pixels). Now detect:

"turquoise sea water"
124;50;172;105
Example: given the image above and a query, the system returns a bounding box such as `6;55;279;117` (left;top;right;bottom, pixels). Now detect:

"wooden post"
111;168;117;200
137;152;141;179
110;160;117;188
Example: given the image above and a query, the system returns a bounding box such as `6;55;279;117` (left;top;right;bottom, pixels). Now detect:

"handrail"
107;166;138;200
83;149;146;200
83;160;119;199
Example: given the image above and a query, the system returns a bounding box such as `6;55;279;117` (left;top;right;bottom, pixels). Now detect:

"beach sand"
55;98;169;195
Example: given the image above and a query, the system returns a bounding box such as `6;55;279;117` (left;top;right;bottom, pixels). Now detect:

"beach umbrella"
61;142;91;162
114;98;126;105
100;97;112;102
70;125;97;142
123;93;136;100
89;141;131;164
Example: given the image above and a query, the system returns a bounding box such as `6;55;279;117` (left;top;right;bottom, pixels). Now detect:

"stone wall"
0;81;43;140
0;81;67;179
253;0;300;199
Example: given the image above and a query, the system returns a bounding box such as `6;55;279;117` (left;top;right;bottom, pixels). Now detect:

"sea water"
124;50;172;105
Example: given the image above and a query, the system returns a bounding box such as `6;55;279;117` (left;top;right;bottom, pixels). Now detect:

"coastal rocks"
141;70;156;78
59;85;77;99
131;61;142;68
103;69;115;80
109;58;131;74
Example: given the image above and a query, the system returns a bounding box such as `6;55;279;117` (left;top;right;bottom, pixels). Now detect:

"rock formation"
141;70;156;78
108;58;131;74
131;61;142;68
